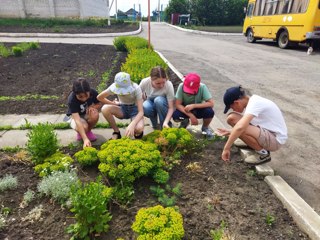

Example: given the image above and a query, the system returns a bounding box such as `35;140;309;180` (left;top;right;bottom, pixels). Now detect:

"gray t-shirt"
139;77;175;101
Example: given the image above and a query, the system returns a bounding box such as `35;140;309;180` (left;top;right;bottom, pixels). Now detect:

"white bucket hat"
110;72;135;95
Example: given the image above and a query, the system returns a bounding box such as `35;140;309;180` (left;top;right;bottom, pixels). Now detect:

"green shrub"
74;147;99;166
67;178;113;239
0;43;12;57
98;139;166;185
132;205;184;240
0;174;18;192
113;36;127;51
37;170;79;203
34;152;74;177
121;48;167;83
29;42;41;49
26;122;59;165
12;46;23;56
150;183;182;207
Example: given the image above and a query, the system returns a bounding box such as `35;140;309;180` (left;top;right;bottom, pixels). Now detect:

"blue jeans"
143;96;168;129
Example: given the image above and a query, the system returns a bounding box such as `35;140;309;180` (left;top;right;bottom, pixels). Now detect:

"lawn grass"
181;25;243;33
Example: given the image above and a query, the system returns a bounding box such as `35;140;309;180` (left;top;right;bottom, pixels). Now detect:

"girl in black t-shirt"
66;78;101;148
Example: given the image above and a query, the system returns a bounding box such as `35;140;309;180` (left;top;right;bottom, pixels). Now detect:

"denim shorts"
121;104;138;119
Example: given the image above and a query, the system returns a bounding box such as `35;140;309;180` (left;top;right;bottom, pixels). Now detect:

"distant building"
125;8;141;20
0;0;109;19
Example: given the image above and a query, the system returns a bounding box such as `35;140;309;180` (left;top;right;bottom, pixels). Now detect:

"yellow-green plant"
132;205;184;240
74;147;99;166
113;36;152;52
121;49;167;83
98;138;168;204
67;178;113;240
34;152;74;177
98;138;167;184
125;36;152;53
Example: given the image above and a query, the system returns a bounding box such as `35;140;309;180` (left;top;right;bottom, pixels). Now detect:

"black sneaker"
179;118;189;128
244;151;271;165
134;131;144;139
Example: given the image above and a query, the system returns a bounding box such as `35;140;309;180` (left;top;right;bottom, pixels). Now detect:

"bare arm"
125;99;144;137
221;114;254;161
97;90;118;106
72;112;91;148
163;99;174;128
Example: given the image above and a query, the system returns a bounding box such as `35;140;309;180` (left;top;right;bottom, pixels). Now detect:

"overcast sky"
109;0;169;17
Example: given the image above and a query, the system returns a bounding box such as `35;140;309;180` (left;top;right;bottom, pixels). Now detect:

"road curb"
155;50;320;239
0;22;142;38
265;176;320;240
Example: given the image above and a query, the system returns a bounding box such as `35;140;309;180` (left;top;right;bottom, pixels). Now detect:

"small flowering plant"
34;152;73;177
144;128;196;170
132;205;185;240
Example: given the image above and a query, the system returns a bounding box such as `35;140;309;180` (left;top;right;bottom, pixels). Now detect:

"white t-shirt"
106;83;142;105
245;95;287;144
139;77;175;101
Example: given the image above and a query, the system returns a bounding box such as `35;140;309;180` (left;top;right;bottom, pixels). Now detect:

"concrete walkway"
0;25;319;240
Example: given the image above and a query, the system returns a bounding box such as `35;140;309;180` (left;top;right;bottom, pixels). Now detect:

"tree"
190;0;247;26
164;0;190;21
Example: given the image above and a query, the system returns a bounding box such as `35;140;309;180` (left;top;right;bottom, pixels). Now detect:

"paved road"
1;22;319;214
138;22;320;214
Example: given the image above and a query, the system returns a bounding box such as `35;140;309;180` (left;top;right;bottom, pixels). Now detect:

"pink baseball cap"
183;73;201;95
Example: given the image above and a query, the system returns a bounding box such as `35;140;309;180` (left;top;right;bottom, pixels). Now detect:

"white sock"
256;149;269;155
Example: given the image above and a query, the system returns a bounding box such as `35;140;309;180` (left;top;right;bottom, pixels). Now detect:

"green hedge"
121;49;167;83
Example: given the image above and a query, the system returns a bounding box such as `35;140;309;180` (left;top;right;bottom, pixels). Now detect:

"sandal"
110;131;121;140
134;131;144;139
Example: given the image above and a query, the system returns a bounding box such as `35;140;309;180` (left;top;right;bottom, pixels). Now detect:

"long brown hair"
150;66;167;80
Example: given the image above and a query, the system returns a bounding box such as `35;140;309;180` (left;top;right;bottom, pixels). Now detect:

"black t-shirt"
67;89;99;116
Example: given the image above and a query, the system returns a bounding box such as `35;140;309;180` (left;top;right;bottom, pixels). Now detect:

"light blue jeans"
143;96;168;129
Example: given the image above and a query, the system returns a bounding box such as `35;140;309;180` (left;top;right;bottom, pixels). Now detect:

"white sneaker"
245;151;271;165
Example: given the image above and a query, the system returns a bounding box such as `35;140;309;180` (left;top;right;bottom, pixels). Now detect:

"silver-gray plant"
0;174;18;192
37;170;79;203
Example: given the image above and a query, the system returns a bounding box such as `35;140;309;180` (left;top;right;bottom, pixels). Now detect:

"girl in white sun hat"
97;72;144;139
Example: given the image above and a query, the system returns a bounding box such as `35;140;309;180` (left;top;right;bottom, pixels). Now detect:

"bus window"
277;0;290;14
291;0;309;13
247;3;254;17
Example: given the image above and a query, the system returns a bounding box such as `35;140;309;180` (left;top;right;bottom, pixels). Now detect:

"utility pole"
158;0;160;22
148;0;151;48
106;0;111;26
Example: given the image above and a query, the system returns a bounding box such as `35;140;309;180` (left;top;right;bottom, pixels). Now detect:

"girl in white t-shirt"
97;72;144;139
139;66;175;129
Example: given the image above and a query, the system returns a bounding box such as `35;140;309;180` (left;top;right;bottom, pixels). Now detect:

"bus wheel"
247;29;256;43
278;31;289;49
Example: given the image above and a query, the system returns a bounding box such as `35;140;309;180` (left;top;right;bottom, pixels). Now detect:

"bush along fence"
113;36;168;83
0;122;213;239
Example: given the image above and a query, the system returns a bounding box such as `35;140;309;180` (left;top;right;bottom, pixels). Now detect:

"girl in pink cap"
172;72;215;138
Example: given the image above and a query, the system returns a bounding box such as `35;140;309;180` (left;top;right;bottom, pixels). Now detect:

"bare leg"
226;113;263;151
101;105;123;132
202;118;213;128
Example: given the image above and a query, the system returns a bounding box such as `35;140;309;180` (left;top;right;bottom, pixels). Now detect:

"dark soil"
0;22;139;33
0;141;308;240
0;27;309;239
0;43;180;115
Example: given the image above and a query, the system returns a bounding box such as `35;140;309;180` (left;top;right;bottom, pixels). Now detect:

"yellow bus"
243;0;320;48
